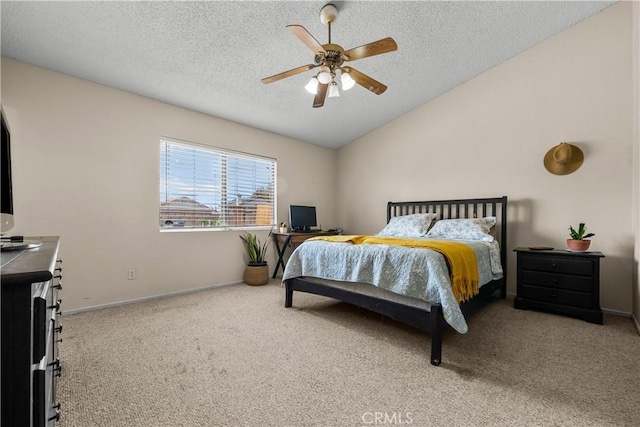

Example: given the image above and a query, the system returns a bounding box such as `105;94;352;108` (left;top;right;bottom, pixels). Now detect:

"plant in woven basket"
239;231;271;266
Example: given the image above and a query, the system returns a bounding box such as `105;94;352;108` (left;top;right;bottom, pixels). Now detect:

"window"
159;138;276;230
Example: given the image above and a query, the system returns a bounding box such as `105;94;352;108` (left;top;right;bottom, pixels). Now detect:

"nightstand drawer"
521;256;592;276
521;270;592;293
520;285;591;308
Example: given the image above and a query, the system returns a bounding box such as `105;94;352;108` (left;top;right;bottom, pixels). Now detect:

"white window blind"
160;138;276;230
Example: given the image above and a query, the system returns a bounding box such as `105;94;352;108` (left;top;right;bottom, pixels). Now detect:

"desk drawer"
520;285;591;308
521;270;592;293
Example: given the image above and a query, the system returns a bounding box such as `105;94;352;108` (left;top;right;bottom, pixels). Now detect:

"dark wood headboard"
387;196;508;278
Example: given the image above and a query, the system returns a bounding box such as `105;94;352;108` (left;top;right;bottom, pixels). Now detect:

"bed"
282;196;508;366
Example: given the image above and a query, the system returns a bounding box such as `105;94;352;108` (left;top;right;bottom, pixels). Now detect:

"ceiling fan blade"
287;25;327;55
313;83;328;108
343;37;397;61
261;64;317;84
342;66;387;95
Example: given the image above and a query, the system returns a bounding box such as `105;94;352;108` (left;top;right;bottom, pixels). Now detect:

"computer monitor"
289;205;317;232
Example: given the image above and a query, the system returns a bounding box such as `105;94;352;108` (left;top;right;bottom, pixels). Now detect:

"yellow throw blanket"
309;235;479;303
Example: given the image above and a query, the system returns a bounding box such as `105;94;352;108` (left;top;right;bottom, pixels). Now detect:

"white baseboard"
62;280;243;315
601;307;632;317
633;314;640;335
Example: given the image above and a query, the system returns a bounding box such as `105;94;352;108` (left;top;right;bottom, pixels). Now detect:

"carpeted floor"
58;280;640;427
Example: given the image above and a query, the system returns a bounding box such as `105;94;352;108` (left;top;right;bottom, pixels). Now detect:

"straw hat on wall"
543;143;584;175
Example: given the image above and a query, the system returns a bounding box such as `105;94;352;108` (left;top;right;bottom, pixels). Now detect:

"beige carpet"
58;280;639;427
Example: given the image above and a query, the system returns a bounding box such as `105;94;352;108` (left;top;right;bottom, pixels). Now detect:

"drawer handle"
48;406;61;422
52;362;62;377
55;324;63;334
48;299;62;311
53;281;63;290
48;357;60;368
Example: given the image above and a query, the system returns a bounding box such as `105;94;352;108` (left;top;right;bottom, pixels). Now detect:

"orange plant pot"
566;239;590;252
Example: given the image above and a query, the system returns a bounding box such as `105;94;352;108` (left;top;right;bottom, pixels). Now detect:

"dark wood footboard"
284;276;445;365
284;276;504;366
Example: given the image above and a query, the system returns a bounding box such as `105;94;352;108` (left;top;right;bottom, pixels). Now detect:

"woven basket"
245;264;269;286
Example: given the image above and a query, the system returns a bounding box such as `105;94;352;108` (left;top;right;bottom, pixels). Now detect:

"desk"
272;231;338;278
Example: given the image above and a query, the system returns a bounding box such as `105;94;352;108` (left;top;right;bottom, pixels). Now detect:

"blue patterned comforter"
282;239;503;333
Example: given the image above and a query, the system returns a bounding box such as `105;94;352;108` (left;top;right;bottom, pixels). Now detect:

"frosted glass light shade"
317;71;332;84
341;72;355;90
305;77;319;94
328;82;340;98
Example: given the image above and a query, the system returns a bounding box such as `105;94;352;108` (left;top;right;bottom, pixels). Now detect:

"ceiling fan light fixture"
317;67;332;84
328;81;340;98
305;77;319;94
341;72;355;90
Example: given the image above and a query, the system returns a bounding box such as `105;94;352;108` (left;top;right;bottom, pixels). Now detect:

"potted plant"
567;223;595;252
239;231;271;285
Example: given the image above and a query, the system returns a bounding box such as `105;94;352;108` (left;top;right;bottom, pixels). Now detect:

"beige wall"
1;58;337;311
633;1;640;331
337;2;634;313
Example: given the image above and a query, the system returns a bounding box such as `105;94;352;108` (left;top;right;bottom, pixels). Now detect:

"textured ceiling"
1;1;615;149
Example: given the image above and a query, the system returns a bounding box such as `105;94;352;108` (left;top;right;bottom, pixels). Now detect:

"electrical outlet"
128;269;136;280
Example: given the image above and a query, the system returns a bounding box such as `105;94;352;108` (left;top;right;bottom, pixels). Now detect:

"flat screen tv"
289;205;317;232
1;106;14;235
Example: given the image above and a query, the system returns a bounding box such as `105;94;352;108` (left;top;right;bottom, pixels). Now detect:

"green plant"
239;231;271;265
568;223;595;240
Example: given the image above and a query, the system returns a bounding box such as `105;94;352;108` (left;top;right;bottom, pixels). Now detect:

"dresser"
1;236;62;426
513;247;603;324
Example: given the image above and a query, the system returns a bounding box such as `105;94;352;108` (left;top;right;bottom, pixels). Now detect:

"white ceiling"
1;1;615;149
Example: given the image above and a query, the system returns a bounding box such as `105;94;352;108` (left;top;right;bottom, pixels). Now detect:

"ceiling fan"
261;3;398;108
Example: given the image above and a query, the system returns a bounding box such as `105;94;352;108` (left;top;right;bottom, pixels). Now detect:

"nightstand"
513;247;604;324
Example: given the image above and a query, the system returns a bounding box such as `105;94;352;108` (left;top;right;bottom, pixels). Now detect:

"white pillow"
426;217;496;242
377;213;438;238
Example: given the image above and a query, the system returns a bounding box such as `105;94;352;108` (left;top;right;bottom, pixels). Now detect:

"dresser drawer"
33;360;59;427
521;270;593;293
521;255;592;276
32;282;50;364
520;284;592;308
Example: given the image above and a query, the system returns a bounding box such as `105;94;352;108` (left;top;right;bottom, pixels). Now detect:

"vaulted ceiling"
1;1;615;149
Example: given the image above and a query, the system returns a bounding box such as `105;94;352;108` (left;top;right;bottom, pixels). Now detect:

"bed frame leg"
284;280;293;308
430;305;443;366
